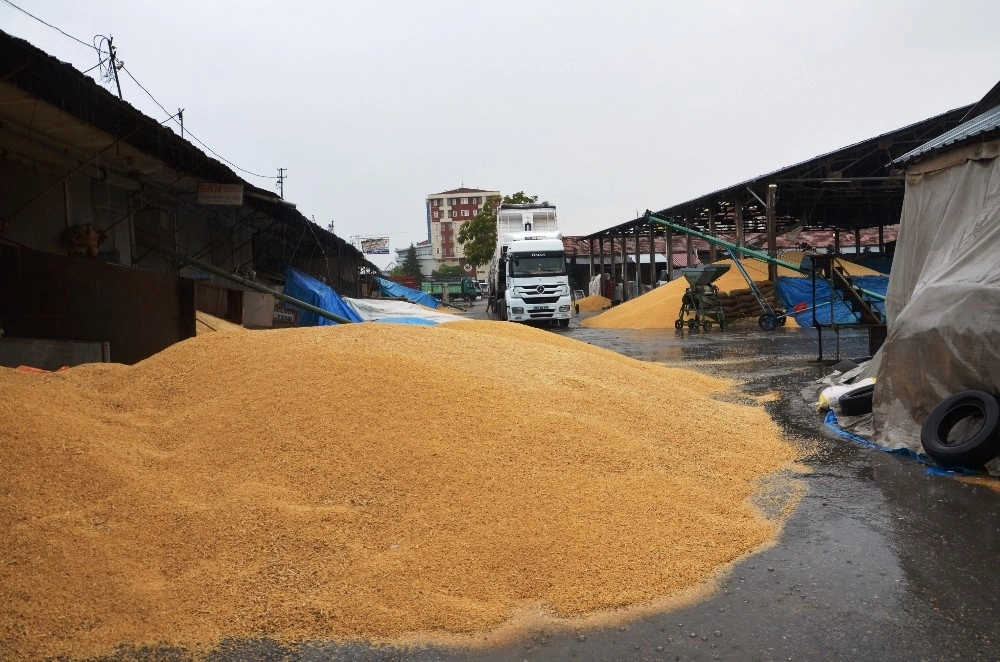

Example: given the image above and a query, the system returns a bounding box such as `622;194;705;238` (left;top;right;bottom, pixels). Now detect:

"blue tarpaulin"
374;277;440;309
283;267;363;325
776;275;888;326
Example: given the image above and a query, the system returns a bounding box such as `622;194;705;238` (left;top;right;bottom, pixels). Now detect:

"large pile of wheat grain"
0;321;799;659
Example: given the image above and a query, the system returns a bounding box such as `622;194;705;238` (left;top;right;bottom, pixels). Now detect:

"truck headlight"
558;305;570;312
511;307;524;314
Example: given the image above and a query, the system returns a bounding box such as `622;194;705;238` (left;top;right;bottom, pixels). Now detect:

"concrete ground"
105;302;1000;661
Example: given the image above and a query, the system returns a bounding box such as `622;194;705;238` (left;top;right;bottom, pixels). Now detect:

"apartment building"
426;187;500;281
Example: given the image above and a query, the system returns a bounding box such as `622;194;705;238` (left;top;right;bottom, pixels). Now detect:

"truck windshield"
510;254;566;277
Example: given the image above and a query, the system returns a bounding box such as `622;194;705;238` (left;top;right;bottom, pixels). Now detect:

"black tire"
702;320;712;331
687;320;697;330
559;318;569;328
839;384;875;417
719;320;727;331
675;319;683;330
778;314;787;326
921;390;1000;467
758;313;779;331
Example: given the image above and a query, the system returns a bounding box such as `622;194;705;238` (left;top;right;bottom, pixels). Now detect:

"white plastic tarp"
869;139;1000;469
343;297;465;325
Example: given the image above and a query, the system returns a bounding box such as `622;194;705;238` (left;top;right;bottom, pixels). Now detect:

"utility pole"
107;36;123;99
178;108;184;138
276;167;287;199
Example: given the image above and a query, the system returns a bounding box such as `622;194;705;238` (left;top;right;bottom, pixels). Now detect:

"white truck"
487;202;572;327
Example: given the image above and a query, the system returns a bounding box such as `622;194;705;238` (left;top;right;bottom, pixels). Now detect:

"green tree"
457;191;539;267
400;244;422;282
432;264;466;278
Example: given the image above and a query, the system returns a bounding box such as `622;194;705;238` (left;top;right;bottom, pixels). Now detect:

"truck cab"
489;203;572;326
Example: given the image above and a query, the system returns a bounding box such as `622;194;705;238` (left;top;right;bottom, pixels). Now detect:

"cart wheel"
758;313;779;331
702;320;712;331
687;320;698;330
675;319;683;330
778;312;787;326
719;320;727;331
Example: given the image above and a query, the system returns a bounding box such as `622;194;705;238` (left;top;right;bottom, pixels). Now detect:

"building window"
452;211;458;218
461;209;469;217
432;199;439;206
460;197;468;204
432;211;439;218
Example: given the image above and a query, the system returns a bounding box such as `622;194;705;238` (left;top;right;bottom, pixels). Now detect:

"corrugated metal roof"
894;104;1000;164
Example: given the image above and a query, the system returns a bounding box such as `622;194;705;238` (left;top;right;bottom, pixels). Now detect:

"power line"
119;65;278;179
1;0;104;52
3;0;281;181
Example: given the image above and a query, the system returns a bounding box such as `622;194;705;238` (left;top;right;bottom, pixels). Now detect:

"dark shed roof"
587;104;972;241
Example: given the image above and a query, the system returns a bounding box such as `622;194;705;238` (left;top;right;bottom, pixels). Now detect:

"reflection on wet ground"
101;316;1000;661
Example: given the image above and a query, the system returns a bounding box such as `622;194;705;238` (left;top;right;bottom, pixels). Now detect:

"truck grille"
521;296;560;304
528;308;555;318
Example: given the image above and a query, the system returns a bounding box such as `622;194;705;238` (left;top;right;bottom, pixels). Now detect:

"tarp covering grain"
0;322;799;658
374;276;441;309
343;297;463;325
284;267;363;325
868;139;1000;471
775;275;888;326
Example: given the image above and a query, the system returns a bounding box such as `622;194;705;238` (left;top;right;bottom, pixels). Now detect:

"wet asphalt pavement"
98;306;1000;662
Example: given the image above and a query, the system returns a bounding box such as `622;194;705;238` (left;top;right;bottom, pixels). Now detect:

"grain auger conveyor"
675;264;731;331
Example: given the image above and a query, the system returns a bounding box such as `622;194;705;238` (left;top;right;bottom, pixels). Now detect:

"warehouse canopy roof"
587;104;973;241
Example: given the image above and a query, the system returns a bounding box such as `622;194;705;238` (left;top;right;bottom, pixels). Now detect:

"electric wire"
1;0;103;51
2;0;277;181
120;65;278;179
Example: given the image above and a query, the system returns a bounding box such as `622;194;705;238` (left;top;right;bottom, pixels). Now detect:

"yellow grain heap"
0;322;799;659
575;294;611;312
582;255;879;330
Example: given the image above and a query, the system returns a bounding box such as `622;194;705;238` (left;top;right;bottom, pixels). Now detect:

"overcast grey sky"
3;0;999;269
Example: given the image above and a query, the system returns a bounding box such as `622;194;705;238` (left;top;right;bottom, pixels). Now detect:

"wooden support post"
766;184;778;282
878;225;884;254
706;204;716;263
648;224;655;289
685;215;693;267
621;230;628;301
854;227;861;257
588;238;595;283
634;229;641;295
599;237;606;296
834;229;841;255
735;195;745;247
666;223;674;282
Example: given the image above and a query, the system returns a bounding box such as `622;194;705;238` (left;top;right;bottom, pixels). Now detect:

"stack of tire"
838;383;1000;469
921;391;1000;469
719;282;782;323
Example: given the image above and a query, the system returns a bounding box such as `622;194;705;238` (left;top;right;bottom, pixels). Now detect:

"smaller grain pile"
575;294;611;312
0;322;800;659
582;255;878;330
